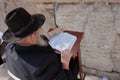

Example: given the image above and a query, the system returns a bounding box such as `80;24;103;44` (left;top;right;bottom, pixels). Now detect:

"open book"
49;32;77;51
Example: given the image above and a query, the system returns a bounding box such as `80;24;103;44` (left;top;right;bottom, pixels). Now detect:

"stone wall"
0;0;120;80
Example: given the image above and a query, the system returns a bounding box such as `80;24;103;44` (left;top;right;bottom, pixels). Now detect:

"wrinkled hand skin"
55;50;72;70
50;28;64;36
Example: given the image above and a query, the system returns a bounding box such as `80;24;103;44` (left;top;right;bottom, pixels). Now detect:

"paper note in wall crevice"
49;32;77;51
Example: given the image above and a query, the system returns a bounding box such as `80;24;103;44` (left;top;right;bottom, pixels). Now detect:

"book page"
49;32;77;51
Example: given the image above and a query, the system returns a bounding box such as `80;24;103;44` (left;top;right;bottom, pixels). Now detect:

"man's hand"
61;50;73;70
54;50;73;70
46;28;64;40
49;28;64;36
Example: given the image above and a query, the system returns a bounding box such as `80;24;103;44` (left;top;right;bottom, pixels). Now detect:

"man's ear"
30;33;36;44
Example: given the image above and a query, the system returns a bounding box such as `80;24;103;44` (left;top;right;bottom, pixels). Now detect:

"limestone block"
0;1;7;32
83;67;120;80
97;70;120;80
85;75;100;80
111;35;120;73
4;0;17;14
111;6;120;34
88;5;114;23
32;0;80;3
112;5;120;21
81;47;114;71
84;0;120;3
115;20;120;34
8;0;38;14
12;0;80;3
83;66;97;75
56;5;93;32
81;5;116;71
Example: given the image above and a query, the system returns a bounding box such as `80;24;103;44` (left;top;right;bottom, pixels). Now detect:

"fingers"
58;28;64;32
50;28;64;35
61;50;72;69
54;27;64;31
61;50;72;61
54;50;71;55
61;50;71;54
54;50;61;54
62;50;72;55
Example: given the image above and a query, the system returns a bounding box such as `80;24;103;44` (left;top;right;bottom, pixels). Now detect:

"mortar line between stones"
83;65;120;74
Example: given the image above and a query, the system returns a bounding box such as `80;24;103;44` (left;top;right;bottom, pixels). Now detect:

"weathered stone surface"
0;1;7;32
33;0;80;3
84;0;120;3
85;75;100;80
4;0;16;14
83;67;120;80
112;5;120;33
111;35;120;73
56;5;93;32
81;5;115;71
113;5;120;20
97;70;120;80
115;20;120;34
83;66;97;75
12;0;80;3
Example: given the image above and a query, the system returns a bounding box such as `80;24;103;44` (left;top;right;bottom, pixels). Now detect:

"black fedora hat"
2;7;45;42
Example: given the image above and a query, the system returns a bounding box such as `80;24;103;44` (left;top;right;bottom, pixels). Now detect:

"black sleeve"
0;42;8;65
54;54;77;80
54;69;75;80
0;57;3;65
0;45;3;65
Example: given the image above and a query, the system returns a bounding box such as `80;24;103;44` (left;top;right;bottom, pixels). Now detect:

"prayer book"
49;32;77;51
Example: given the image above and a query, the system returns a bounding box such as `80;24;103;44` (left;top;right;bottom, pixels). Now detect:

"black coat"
0;57;3;65
0;42;8;65
5;43;77;80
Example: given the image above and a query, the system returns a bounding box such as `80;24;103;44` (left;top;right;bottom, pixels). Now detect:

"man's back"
5;43;75;80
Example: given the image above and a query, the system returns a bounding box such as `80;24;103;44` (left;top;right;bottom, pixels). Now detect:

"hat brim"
2;14;45;42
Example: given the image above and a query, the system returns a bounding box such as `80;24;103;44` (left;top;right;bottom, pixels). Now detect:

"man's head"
2;7;47;46
16;28;48;46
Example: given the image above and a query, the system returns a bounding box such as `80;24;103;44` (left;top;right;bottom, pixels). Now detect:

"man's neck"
16;41;35;46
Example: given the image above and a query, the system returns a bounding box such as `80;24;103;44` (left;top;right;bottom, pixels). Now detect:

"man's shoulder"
6;42;15;48
5;42;16;52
